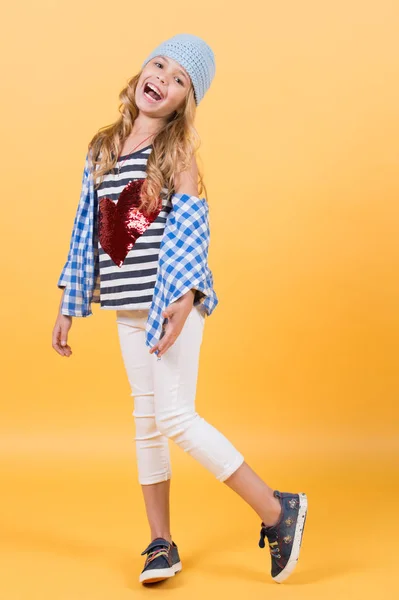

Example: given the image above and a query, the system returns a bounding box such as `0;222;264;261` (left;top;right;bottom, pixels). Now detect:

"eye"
154;61;163;68
175;77;184;86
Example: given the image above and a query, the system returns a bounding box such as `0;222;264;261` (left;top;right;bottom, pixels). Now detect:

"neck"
132;112;167;137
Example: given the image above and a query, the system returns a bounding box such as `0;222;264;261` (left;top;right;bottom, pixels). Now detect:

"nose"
156;71;166;83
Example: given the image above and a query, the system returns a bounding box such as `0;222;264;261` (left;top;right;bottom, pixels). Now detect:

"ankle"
261;498;282;528
151;532;173;544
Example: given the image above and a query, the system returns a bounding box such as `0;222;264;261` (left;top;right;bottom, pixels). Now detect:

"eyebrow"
158;56;189;81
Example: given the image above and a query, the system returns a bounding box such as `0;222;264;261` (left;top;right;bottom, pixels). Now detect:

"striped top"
96;144;173;310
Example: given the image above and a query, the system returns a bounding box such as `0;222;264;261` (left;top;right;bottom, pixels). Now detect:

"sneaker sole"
139;561;182;584
273;492;308;583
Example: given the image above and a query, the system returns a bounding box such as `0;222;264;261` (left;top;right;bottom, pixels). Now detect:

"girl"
52;33;308;585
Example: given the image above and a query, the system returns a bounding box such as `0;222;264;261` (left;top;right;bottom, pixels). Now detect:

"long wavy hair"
87;71;208;214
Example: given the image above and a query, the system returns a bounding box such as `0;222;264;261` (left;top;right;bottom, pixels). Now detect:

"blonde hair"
87;71;208;214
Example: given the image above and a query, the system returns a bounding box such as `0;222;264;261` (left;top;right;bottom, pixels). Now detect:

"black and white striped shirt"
96;144;172;310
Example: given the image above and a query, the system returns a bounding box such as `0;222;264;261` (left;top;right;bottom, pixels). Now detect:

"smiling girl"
52;33;308;585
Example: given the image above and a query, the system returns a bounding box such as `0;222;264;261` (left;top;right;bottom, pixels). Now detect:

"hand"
52;313;73;357
149;290;195;358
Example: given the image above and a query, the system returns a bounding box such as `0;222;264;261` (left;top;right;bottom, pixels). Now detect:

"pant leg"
116;309;172;485
153;304;245;482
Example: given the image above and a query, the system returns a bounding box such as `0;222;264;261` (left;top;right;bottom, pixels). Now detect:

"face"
135;55;192;117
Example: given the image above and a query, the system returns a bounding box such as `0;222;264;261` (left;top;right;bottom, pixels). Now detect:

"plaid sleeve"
163;193;215;304
57;153;92;316
145;193;218;349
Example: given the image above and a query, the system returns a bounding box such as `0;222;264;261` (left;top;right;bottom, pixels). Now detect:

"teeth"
146;82;163;99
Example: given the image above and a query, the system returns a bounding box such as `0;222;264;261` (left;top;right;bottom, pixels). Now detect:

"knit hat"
141;33;215;105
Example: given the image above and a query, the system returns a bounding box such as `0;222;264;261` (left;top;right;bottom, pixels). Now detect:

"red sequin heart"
98;179;162;267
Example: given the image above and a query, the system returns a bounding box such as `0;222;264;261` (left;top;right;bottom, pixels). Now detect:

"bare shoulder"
174;153;199;197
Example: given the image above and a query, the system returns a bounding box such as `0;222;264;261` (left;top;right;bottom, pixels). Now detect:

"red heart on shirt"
98;179;162;267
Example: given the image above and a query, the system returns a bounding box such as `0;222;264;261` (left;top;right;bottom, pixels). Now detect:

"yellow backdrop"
1;0;398;598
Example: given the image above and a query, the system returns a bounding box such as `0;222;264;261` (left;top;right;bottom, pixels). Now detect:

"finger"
52;324;60;350
157;341;172;358
53;338;72;356
52;324;66;356
52;339;71;356
52;324;72;357
56;324;72;357
150;340;166;357
157;332;177;358
62;344;72;356
52;342;64;356
58;332;70;356
60;338;72;356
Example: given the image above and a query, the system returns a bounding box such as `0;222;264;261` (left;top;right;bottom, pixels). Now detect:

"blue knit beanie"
141;33;215;105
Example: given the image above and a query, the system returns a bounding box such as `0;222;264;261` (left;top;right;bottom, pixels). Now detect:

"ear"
174;153;199;196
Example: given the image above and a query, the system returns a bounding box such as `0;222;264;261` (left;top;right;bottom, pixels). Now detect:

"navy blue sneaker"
258;490;308;583
139;537;182;584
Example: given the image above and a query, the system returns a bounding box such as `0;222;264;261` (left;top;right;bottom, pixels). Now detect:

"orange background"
1;0;398;598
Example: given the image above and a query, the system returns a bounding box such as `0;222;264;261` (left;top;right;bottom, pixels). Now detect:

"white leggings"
116;304;245;485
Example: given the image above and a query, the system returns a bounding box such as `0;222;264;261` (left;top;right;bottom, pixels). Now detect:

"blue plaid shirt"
57;152;219;350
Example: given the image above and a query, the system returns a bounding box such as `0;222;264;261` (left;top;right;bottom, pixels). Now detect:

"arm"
149;156;203;358
57;152;90;289
52;288;73;357
52;152;91;358
174;153;200;197
172;153;202;304
57;152;92;316
172;154;205;304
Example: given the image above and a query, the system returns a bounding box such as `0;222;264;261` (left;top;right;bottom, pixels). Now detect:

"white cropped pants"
116;304;245;485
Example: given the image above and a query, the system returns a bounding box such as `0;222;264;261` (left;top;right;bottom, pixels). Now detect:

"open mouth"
143;82;164;102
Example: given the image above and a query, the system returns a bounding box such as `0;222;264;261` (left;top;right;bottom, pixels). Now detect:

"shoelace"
259;527;281;558
144;546;171;567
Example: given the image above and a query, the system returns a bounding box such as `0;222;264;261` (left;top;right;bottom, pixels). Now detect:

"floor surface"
1;430;397;599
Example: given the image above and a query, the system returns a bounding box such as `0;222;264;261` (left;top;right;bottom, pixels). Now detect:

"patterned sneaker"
139;537;182;584
258;490;308;583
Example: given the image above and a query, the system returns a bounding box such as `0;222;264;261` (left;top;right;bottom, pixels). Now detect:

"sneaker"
139;537;182;584
258;490;308;583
